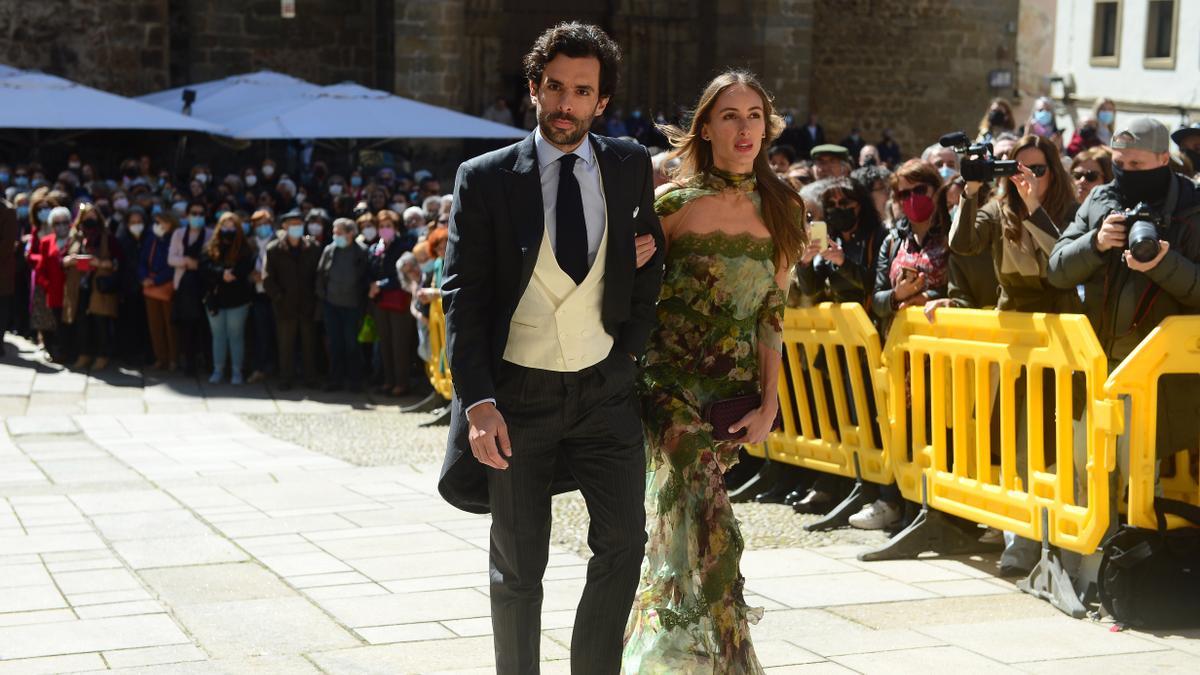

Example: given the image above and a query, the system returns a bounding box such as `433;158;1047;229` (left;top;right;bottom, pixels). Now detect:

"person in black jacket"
201;212;255;385
115;208;151;367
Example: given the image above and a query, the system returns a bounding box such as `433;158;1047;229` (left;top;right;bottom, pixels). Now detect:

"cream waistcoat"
502;215;612;372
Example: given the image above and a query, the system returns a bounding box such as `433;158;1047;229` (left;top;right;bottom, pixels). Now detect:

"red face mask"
901;192;935;223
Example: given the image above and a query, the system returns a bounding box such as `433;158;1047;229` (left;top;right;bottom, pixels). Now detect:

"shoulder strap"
1154;496;1200;532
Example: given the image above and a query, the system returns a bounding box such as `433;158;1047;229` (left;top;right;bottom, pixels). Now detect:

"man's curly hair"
523;22;622;98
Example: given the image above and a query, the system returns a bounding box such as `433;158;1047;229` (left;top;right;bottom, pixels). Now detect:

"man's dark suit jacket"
438;132;666;514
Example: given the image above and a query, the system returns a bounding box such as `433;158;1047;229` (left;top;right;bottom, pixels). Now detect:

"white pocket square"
632;207;640;218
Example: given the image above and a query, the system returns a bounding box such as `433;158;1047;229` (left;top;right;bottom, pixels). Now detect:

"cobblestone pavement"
1;336;1198;673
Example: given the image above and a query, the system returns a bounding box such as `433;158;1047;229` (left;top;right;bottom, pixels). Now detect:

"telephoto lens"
1127;218;1161;263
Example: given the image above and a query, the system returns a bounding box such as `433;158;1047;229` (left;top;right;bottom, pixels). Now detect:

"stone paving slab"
0;341;1198;672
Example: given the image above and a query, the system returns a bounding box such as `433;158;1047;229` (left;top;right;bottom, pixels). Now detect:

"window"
1090;0;1122;67
1144;0;1178;69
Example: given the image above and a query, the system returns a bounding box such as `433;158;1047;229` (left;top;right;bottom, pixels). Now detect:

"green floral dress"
622;170;787;674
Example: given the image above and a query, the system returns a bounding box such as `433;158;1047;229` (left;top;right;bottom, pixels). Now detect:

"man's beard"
537;109;593;147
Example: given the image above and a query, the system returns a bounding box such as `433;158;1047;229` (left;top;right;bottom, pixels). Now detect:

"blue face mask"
1098;110;1115;125
1034;109;1054;127
16;205;28;220
256;224;275;240
151;204;163;216
188;215;205;229
37;208;50;224
287;224;305;239
938;165;956;180
14;176;29;188
215;209;227;222
0;172;8;184
334;236;349;249
350;176;362;188
241;220;251;235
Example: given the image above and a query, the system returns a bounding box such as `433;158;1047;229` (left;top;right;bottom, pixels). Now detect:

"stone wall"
810;0;1019;157
0;0;170;96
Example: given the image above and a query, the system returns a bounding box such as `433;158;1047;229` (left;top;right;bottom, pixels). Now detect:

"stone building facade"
1;0;1019;160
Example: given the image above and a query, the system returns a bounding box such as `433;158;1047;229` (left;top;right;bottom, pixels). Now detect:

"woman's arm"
167;229;187;269
731;265;789;444
948;186;994;257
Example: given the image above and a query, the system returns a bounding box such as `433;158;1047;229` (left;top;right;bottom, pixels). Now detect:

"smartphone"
899;265;919;284
809;220;828;250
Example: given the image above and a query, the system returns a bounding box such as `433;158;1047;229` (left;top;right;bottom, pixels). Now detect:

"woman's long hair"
996;135;1075;243
205;211;246;265
658;69;806;272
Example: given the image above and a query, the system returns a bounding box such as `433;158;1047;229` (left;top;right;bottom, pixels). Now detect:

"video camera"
939;132;1019;183
1122;202;1164;263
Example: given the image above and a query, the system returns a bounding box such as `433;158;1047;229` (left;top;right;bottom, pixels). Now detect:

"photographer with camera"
1049;119;1200;533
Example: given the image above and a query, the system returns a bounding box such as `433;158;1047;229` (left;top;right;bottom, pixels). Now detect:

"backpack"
1098;497;1200;628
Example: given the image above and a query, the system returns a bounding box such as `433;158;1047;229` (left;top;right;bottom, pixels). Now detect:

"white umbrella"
0;64;22;79
0;71;227;133
221;82;527;140
136;70;321;120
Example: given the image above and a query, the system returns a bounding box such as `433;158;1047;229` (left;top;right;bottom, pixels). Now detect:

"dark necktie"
555;153;588;285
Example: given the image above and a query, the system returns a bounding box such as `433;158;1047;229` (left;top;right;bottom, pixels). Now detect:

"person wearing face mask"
921;144;960;183
26;206;71;360
169;202;212;376
246;209;277;384
366;210;416;397
977;98;1016;144
139;212;179;371
304;208;329;245
200;212;255;385
1049;119;1200;550
315;217;368;392
1025;97;1062;148
61;204;122;372
264;209;321;391
115;208;152;367
1172;123;1200;181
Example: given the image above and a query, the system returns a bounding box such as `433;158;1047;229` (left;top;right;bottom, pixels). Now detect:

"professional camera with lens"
1122;202;1164;263
938;131;1019;183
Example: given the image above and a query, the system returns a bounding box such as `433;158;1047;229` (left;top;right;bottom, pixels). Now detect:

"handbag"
1098;497;1200;628
357;314;378;343
143;281;174;302
703;393;783;442
376;287;411;313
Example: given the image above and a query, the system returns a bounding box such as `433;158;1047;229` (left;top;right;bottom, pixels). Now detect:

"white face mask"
113;198;129;211
245;174;258;187
362;226;378;241
329;184;343;196
127;223;144;238
262;165;275;178
194;173;208;184
307;222;323;236
152;223;166;238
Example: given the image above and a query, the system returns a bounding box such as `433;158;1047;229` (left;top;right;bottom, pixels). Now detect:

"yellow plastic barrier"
883;307;1121;554
426;296;454;400
753;304;892;484
1105;316;1200;530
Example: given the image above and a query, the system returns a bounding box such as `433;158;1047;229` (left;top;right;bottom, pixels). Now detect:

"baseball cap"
1171;122;1200;147
1111;118;1169;154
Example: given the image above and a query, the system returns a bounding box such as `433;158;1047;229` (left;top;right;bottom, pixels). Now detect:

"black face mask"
1113;164;1171;205
825;206;858;234
987;109;1007;127
218;229;236;243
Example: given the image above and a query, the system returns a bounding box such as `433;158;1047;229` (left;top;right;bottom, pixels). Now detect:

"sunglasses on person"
1071;169;1100;182
895;184;930;200
1024;164;1049;177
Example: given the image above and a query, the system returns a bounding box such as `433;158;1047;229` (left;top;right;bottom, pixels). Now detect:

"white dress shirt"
534;127;606;267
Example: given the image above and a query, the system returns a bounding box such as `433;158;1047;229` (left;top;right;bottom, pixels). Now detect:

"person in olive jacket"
264;209;321;390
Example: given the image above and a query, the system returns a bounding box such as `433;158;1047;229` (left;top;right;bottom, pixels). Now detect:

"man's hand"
416;288;437;304
1096;212;1128;252
1124;240;1170;272
634;234;657;269
141;278;154;288
466;402;512;470
898;291;930;310
222;269;235;283
368;281;380;299
922;297;955;323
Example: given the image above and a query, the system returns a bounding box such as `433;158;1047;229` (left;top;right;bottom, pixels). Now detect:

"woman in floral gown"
623;70;806;674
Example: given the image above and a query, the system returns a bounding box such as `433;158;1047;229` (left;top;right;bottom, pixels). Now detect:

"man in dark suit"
438;22;665;674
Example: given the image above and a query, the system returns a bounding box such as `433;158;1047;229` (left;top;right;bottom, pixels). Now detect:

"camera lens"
1127;219;1160;263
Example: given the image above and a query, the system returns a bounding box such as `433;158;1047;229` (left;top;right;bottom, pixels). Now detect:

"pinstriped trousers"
488;349;647;675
